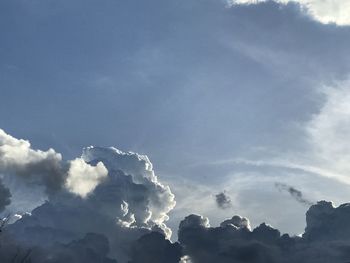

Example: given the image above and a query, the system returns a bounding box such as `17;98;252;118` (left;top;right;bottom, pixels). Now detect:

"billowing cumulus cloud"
81;146;176;236
0;130;176;262
229;0;350;25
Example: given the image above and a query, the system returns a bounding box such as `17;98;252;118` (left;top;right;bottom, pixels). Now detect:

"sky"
2;0;350;258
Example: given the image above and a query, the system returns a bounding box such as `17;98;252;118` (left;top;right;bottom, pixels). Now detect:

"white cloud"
82;146;176;236
306;82;350;177
229;0;350;26
65;158;108;198
0;129;111;200
0;128;62;171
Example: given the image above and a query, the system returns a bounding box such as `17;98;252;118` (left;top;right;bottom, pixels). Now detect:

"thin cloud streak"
209;158;350;185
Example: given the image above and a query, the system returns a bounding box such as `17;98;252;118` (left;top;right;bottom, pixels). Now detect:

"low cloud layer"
179;201;350;263
129;232;182;263
0;232;117;263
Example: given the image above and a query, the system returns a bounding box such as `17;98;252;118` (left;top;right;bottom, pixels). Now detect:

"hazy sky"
2;0;350;237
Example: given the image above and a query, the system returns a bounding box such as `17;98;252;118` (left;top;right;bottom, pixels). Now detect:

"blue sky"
2;0;350;237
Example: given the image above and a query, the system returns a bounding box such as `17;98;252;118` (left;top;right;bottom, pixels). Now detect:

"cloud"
275;182;313;206
215;192;232;209
0;129;108;199
178;201;350;263
178;214;280;263
0;179;11;212
214;158;350;186
0;232;117;263
4;129;350;262
65;158;108;198
0;129;65;194
220;215;251;230
129;232;182;263
1;0;350;261
0;130;176;262
306;83;350;177
81;146;176;236
4;0;350;238
229;0;350;25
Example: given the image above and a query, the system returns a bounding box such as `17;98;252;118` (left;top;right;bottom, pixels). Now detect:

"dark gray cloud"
0;232;117;263
178;201;350;263
129;232;182;263
215;192;232;209
275;182;314;206
0;179;11;212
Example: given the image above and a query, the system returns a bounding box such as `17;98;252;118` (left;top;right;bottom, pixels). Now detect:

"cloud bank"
2;129;350;262
179;201;350;263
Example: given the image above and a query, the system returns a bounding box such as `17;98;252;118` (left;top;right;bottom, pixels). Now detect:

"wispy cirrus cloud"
210;157;350;185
